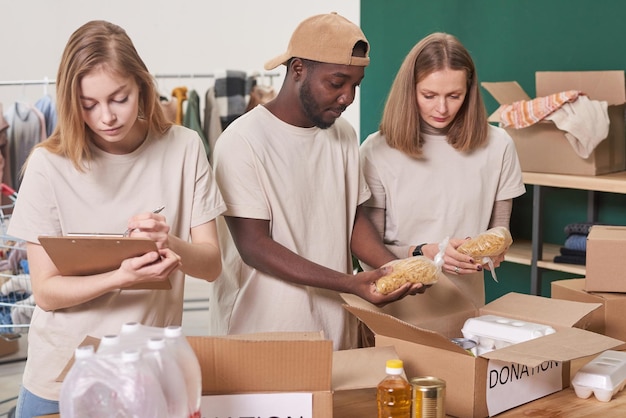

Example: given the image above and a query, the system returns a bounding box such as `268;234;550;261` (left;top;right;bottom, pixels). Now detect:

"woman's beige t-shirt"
360;125;525;323
7;125;225;400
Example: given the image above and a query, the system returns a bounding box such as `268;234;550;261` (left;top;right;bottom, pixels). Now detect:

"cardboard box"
342;292;623;417
0;337;18;357
586;225;626;292
482;71;626;176
58;332;333;418
552;278;626;344
188;332;333;418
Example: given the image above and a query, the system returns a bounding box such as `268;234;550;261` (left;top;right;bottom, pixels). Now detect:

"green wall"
360;0;626;301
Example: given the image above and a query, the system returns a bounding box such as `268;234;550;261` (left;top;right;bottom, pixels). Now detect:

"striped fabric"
498;90;582;129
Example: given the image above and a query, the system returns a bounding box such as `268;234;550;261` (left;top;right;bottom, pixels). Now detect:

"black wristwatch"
412;243;427;257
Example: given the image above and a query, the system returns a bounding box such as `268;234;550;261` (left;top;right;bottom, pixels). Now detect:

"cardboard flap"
332;346;399;390
536;71;626;104
223;331;326;341
480;327;623;367
187;335;332;394
481;81;532;105
480;292;602;329
588;224;626;240
342;303;468;355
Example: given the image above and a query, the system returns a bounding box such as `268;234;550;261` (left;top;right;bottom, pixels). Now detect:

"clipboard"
38;236;172;290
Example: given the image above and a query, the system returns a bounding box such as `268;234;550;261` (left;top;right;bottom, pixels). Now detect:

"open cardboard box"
585;225;626;292
482;71;626;176
188;332;333;417
342;292;624;417
50;334;400;418
552;278;626;346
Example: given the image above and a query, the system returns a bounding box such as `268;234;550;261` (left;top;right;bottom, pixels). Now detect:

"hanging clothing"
245;84;276;113
203;87;223;164
0;103;11;192
34;94;57;138
159;96;178;124
171;86;188;125
4;101;46;190
182;89;210;157
214;69;249;130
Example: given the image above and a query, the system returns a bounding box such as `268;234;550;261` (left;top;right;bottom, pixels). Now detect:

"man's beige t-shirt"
210;106;370;350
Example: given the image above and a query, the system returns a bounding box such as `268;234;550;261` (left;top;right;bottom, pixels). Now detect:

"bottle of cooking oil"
377;359;412;418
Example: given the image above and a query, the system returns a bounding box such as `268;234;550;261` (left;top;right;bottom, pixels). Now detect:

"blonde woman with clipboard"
7;20;225;418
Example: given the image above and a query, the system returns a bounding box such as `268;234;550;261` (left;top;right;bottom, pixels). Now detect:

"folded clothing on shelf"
554;247;586;266
553;222;603;265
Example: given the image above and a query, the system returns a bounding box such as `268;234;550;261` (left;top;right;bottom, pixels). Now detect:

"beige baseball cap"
264;12;370;70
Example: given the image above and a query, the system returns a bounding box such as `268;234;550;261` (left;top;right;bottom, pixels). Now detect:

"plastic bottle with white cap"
95;334;121;356
59;345;99;418
164;325;203;418
117;348;169;418
144;337;188;417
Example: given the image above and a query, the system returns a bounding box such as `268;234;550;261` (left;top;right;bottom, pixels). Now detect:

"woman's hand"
126;210;171;249
438;237;483;276
118;248;181;287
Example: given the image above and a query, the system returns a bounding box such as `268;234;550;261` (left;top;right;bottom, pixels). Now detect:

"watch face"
413;244;425;257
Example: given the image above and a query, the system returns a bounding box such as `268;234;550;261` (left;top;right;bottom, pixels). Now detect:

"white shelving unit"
504;171;626;294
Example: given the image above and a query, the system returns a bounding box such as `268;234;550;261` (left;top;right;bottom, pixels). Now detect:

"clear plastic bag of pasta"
374;237;448;295
457;226;513;282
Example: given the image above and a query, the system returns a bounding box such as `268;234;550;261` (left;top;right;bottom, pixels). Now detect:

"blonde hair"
34;20;171;171
379;32;488;158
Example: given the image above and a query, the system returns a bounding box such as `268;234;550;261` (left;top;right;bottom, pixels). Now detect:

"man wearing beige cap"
209;12;424;350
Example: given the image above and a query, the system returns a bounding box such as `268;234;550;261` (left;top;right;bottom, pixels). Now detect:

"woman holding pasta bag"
358;32;525;335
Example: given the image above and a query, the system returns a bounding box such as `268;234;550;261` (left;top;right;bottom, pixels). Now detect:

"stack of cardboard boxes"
552;225;626;344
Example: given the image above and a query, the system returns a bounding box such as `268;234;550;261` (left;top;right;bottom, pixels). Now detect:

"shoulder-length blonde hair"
379;32;488;158
36;20;171;171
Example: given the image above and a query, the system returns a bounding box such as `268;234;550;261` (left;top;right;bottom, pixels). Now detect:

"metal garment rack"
154;72;281;80
0;72;281;86
0;78;55;86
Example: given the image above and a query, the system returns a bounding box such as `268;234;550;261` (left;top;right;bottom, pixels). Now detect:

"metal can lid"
451;337;478;350
410;376;446;388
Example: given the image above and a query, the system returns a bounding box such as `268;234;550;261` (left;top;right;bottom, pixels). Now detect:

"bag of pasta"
457;226;512;260
457;226;513;282
375;238;447;295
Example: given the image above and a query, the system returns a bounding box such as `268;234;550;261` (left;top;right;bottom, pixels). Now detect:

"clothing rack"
154;72;281;79
0;78;55;86
0;72;281;87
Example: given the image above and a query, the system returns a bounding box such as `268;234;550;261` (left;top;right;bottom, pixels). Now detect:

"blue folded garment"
564;233;587;252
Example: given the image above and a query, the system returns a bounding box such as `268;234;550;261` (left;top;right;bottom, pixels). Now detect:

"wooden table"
333;386;626;417
333;357;626;417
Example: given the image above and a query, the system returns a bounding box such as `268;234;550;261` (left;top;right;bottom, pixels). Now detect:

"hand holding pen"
123;206;166;238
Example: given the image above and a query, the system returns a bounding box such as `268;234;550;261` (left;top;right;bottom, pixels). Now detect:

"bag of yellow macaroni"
375;238;447;295
457;226;513;282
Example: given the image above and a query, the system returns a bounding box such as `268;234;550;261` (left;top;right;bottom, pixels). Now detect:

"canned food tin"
410;376;446;418
451;337;477;356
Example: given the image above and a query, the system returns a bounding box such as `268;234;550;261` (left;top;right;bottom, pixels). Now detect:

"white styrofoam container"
461;314;556;356
572;350;626;402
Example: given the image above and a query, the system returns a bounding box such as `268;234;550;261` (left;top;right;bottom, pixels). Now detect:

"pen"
123;206;165;237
